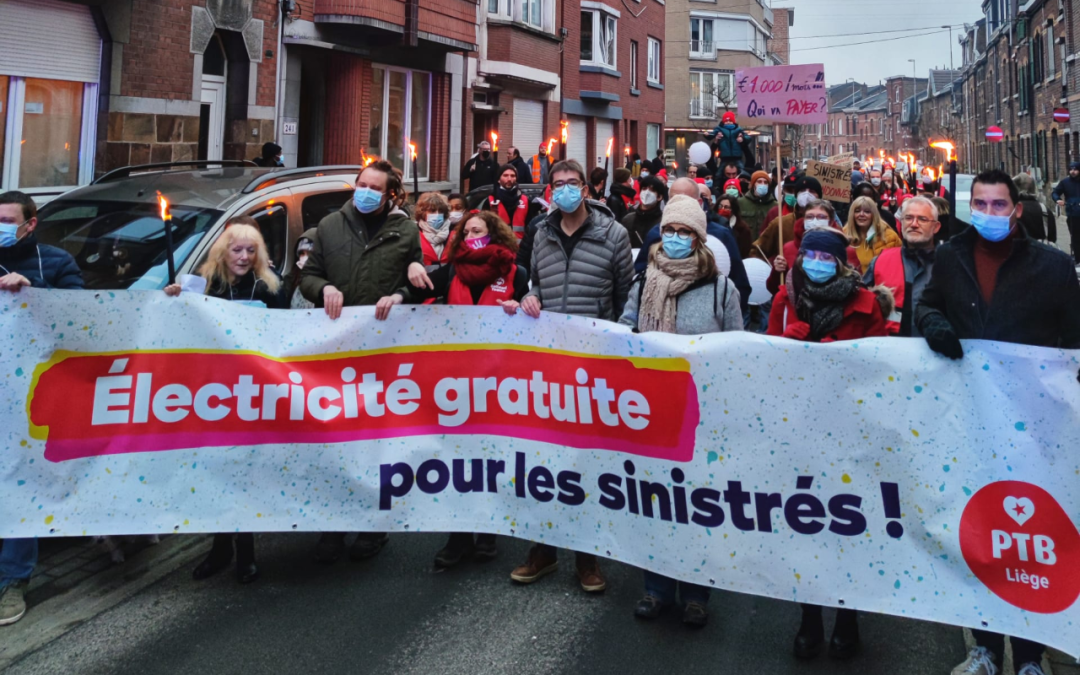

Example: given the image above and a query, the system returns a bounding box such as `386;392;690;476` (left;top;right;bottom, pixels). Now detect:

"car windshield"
34;200;222;290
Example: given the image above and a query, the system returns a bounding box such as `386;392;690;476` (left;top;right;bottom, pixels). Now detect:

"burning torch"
490;131;499;163
604;137;613;173
930;140;958;219
157;193;177;284
409;142;419;203
624;144;631;169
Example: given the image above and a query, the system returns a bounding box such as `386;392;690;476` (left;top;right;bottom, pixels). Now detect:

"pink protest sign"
735;64;828;125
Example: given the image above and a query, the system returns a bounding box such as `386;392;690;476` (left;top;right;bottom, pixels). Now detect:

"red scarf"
453;242;516;288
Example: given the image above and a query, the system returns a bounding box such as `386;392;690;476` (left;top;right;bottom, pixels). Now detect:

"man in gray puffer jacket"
511;160;633;594
519;160;634;322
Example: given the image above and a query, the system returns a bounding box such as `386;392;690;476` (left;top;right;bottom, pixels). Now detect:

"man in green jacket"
300;160;423;563
737;170;777;240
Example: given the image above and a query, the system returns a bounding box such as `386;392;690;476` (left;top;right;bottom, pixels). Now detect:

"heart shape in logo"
1003;496;1035;527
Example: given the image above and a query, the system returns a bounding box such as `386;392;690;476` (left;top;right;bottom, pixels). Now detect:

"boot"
193;533;234;580
828;608;860;659
793;604;825;659
434;533;474;568
234;533;259;584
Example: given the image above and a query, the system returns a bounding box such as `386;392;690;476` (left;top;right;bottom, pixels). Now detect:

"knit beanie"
799;229;848;263
751;170;770;187
660;194;708;242
723;178;742;195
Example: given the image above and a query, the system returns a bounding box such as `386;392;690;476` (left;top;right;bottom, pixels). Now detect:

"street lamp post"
942;25;954;70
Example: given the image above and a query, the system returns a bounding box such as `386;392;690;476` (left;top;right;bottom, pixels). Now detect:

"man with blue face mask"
513;159;633;594
0;191;82;628
299;160;423;566
916;169;1080;364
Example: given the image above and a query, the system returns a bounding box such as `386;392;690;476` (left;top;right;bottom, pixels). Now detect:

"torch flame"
930;139;958;161
605;137;614;158
409;142;417;161
157;194;170;221
560;120;568;144
624;144;630;156
925;167;936;182
546;138;557;154
490;132;498;152
672;161;679;169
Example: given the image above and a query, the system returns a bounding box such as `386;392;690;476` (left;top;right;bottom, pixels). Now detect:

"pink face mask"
465;235;490;250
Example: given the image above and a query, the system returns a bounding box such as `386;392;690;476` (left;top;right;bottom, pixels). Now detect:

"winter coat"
915;225;1080;348
767;280;891;342
633;219;751;316
607;183;637;223
0;235;83;289
1051;176;1080;217
863;244;935;337
509;156;534;184
621;206;664;249
736;192;777;240
619;273;743;334
707;122;744;160
750;212;797;262
463;155;499;190
851;225;902;274
516;212;548;276
1017;194;1056;242
725;215;754;259
300;201;423;307
524;204;634;320
764;218;861;296
207;269;288;309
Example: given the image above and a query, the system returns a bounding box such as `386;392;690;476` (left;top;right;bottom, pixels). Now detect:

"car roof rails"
92;160;258;185
241;165;365;194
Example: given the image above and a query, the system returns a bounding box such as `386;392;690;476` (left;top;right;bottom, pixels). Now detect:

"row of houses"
0;0;793;200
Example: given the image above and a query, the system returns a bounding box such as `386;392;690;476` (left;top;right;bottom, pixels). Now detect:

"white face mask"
803;216;831;232
796;191;814;208
871;178;881;187
639;190;658;206
448;211;464;224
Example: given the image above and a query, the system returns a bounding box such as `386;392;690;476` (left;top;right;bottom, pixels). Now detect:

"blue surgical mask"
970;208;1014;242
553;184;585;213
662;232;694;259
802;257;837;283
353;187;384;214
427;213;446;229
705;179;713;188
0;223;21;248
725;188;739;198
755;184;769;197
640;171;650;178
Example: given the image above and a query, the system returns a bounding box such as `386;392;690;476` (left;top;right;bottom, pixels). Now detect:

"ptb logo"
960;481;1080;613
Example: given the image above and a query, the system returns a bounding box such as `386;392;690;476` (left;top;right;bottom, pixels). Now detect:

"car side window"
301;191;352;230
247;203;288;270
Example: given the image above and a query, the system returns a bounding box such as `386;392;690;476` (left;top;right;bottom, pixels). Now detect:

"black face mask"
481;151;491;159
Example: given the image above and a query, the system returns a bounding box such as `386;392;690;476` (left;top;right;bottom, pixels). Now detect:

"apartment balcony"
763;4;773;26
689;40;716;61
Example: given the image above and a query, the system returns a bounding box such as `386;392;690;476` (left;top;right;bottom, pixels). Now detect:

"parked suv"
33;161;361;290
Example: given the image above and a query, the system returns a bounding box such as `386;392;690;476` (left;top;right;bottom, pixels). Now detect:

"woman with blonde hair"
414;192;453;267
164;216;286;584
165;216;285;309
843;196;901;274
619;193;742;627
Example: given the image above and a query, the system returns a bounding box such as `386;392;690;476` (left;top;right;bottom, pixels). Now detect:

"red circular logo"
960;481;1080;614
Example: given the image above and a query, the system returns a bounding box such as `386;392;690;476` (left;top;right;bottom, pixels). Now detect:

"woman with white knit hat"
619;193;743;627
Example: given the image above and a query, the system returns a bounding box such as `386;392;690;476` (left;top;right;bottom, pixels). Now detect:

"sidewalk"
0;535;209;670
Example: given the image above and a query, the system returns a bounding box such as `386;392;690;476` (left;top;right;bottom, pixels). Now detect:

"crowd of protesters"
1;130;1078;675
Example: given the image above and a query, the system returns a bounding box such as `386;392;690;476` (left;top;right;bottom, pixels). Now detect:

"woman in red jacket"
375;211;527;567
766;228;892;660
766;200;860;296
415;192;453;268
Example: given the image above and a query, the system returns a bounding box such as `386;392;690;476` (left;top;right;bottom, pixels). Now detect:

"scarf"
453;241;516;288
418;218;451;256
638;250;703;333
794;273;860;342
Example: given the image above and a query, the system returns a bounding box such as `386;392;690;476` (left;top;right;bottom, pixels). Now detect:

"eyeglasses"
901;215;934;225
661;227;693;240
553;180;583;189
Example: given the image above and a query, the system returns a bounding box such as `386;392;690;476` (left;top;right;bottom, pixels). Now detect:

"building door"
200;76;226;161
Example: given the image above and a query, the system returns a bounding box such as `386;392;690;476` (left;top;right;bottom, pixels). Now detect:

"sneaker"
1016;664;1047;675
951;647;999;675
434;533;474;568
0;582;28;626
350;532;390;561
634;594;665;620
682;601;708;627
471;534;498;562
510;545;558;584
576;562;607;593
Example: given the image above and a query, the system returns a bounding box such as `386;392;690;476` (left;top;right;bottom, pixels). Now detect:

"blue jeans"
643;570;710;605
0;539;38;588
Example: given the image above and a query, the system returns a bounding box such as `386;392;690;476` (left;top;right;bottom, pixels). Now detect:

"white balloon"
705;235;730;276
742;258;775;305
688;142;712;166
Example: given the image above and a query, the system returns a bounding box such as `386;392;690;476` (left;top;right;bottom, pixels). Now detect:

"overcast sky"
774;0;985;86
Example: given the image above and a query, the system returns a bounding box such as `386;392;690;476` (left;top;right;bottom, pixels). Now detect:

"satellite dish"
742;258;775;305
688;142;712;166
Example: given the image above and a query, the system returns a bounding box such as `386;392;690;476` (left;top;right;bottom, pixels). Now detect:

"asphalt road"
6;532;966;675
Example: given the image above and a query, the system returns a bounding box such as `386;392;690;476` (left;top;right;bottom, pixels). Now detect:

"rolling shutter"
567;115;587;168
512;99;544;161
0;0;101;83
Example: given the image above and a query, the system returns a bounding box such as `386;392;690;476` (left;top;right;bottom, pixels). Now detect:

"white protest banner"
735;64;828;125
807;160;854;203
825;152;854;168
2;290;1079;656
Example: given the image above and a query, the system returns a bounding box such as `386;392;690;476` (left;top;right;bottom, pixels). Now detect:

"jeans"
970;629;1045;669
0;538;38;588
745;299;772;334
643;570;710;605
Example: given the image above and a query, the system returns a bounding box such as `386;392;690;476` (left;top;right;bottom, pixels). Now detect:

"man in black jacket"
1051;162;1080;262
462;140;498;192
507;147;533;185
917;170;1080;675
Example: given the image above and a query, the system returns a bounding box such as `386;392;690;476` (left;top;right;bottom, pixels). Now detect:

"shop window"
365;66;430;180
1;77;97;192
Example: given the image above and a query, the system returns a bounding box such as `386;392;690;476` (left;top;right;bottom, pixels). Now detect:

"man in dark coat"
1051;161;1080;261
0;191;83;291
507;147;534;185
621;175;667;248
462;140;498;192
252;142;283;167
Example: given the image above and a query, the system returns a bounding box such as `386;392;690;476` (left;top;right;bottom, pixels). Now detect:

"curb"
0;535;209;671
